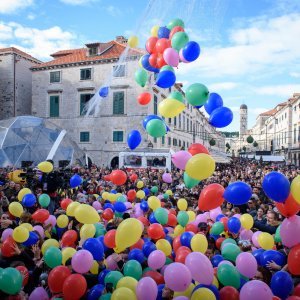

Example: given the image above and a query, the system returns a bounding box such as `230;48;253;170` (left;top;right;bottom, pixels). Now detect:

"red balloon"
276;193;300;217
220;217;228;232
146;36;158;54
63;274;87;300
288;244;300;275
156;55;167;68
172;236;182;252
48;266;71;293
104;175;111;181
32;209;50;223
1;236;16;257
198;183;224;211
61;230;78;247
102;208;114;221
169;208;177;216
294;284;300;296
16;266;29;286
138;92;152;106
175;246;191;255
104;229;116;248
143;270;164;285
155;38;171;54
188;143;209;156
185;223;198;234
149;53;158;68
175;247;191;263
216;237;225;249
147;224;164;240
130;173;138;182
273;297;281;300
220;286;239;300
130;238;144;250
287;297;300;300
61;198;73;210
169;26;185;39
137;216;150;227
110;170;127;185
127;189;136;202
167;213;177;227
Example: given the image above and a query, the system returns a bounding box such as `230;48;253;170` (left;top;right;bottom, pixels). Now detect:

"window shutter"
50;96;59;117
113;92;124;114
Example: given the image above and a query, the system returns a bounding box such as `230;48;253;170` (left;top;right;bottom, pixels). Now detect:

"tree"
225;143;231;149
253;141;258;147
242;146;246;152
209;139;216;146
247;135;254;144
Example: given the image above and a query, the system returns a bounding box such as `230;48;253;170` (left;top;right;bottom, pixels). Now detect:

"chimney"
115;36;128;45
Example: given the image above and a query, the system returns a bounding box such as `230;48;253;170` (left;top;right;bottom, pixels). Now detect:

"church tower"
240;104;248;136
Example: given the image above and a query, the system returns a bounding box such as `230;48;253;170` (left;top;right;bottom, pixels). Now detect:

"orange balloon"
155;38;171;54
61;198;73;210
138;92;152;105
110;170;127;185
198;183;224;211
104;229;116;248
276;193;300;217
167;213;177;227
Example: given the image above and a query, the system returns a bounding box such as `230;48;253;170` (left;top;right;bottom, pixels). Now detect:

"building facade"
31;37;225;167
0;47;41;120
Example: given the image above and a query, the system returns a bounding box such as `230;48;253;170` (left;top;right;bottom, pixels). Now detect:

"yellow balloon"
42;239;59;255
136;190;145;199
165;190;173;196
109;193;118;202
102;192;109;200
112;287;137;300
151;25;159;37
66;201;80;217
291;175;300;204
57;214;69;228
116;193;123;199
20;223;33;231
158;98;185;118
13;226;29;243
116;276;138;293
212;276;219;288
177;198;187;211
90;260;99;274
148;196;161;210
17;188;31;201
80;224;96;239
191;234;208;253
136;181;144;189
187;211;196;222
75;204;100;224
115;218;143;252
174;283;195;298
156;239;172;256
174;225;185;237
9;202;23;217
38;161;53;173
185;154;216;181
191;287;216;300
258;232;274;250
128;36;139;48
62;247;76;265
138;57;143;68
240;213;254;230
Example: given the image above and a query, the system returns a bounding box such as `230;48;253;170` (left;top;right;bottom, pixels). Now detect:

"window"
190;121;192;132
89;47;97;56
187;118;189;131
49;95;59;117
294;127;297;143
183;115;186;130
113;65;125;77
285;132;287;143
298;126;300;142
80;131;90;142
113;131;123;142
113;91;124;114
174;117;177;127
125;155;142;167
50;71;60;83
168;118;171;124
168;137;171;146
154;137;157;143
173;138;177;146
154;95;158;115
183;141;186;148
162;136;165;145
80;68;92;80
80;93;94;115
179;140;181;147
179;115;181;128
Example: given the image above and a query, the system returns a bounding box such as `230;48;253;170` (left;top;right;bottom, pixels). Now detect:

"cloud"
209;82;238;91
106;5;122;17
0;0;33;14
0;23;13;40
290;72;300;78
27;13;36;20
60;0;98;5
255;84;300;97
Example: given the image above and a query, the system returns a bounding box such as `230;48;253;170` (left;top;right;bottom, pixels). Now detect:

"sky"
0;0;300;131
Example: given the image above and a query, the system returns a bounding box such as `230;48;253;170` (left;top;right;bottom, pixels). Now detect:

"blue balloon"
87;284;105;300
142;114;163;129
103;203;115;211
111;189;117;194
239;274;249;289
22;231;39;246
142;241;156;257
204;92;223;115
182;41;201;62
141;54;160;73
262;171;290;203
194;105;203;109
261;250;286;268
22;193;36;207
98;269;110;285
114;202;127;213
156;70;176;88
252;248;265;265
165;235;173;245
70;174;82;188
158;26;170;39
211;254;223;267
209;106;233;128
97;236;109;253
99;86;109;97
223;181;252;205
216;214;225;222
128;249;145;263
140;200;149;212
149;212;158;224
193;284;220;300
228;217;241;234
180;232;194;247
157;284;165;300
127;130;142;150
271;271;293;299
143;188;150;196
83;238;104;261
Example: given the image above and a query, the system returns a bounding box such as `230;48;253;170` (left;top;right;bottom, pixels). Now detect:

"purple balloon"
209;207;222;222
33;225;45;239
252;231;262;248
171;151;192;170
136;277;158;300
281;215;300;248
92;201;102;210
44;215;56;227
148;250;166;269
240;229;253;241
163;48;179;67
236;252;257;278
179;48;189;63
106;254;118;270
71;249;93;273
29;287;49;300
174;297;189;300
240;280;273;300
164;262;192;292
1;228;13;242
162;173;172;183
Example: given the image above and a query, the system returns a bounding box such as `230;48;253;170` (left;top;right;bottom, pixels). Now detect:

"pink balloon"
195;213;208;225
233;213;241;219
29;287;49;300
134;203;144;218
1;228;13;242
44;215;56;227
236;252;257;278
240;229;253;241
92;201;101;210
252;231;262;248
164;263;192;292
281;215;300;248
148;250;166;269
125;202;132;209
171;151;192;170
160;265;168;276
185;252;214;285
162;173;172;183
179;48;189;63
210;207;222;222
33;225;45;239
240;280;273;300
174;297;189;300
136;277;158;300
71;249;93;273
219;260;234;267
157;194;164;200
106;254;118;270
163;48;179;67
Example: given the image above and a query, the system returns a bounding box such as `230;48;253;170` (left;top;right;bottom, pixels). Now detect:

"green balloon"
167;18;185;30
184;172;200;189
160;65;175;73
165;257;173;265
217;264;240;289
221;243;241;262
124;260;142;280
154;207;168;225
117;195;126;202
52;226;57;235
38;193;50;208
210;222;225;235
151;186;158;194
94;223;106;237
167;91;185;103
171;31;189;51
146;119;166;138
221;238;237;249
0;267;23;295
185;83;209;106
114;212;123;218
100;293;112;300
275;225;281;243
177;211;189;227
163;193;169;200
142;267;153;275
135;68;148;87
104;271;123;288
44;246;62;268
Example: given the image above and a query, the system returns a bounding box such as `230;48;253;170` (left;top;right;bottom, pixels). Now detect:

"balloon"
240;280;273;300
156;70;176;88
102;208;114;221
158;98;185;118
258;232;274;250
148;223;164;240
146;36;158;53
271;271;293;299
138;92;151;105
222;243;241;262
240;229;254;241
191;288;216;300
156;38;171;54
162;172;172;183
8;201;23;217
209;106;233;128
13;226;29;243
99;86;109;97
158;26;170;38
154;208;168;225
240;214;254;230
110;170;127;185
148;196;161;210
171;31;189;51
141;54;160;72
22;193;36;207
219;286;239;300
188;143;209;156
172;151;192;170
163;48;179;67
177;211;189;227
104;229;116;248
204;92;223;115
217;264;240;289
275;193;300;217
122;260;142;281
143;241;157;257
236;252;257;278
105;271;124;288
280;215;300;247
17;187;32;201
135;68;148;87
29;287;49;300
185;83;209;106
181;41;200;62
62;247;76;265
128;35;138;48
228;217;241;234
63;274;87;300
71;249;93;274
146;119;166;137
169;25;185;39
38;193;50;207
70;174;82;188
177;198;187;211
87;284;105;300
136;277;158;300
261;250;286;267
164;263;192;292
198;183;224;211
185;153;215;181
167;18;185;30
291;175;300;204
38;161;53;173
44;246;62;268
288;244;300;275
111;287;136;300
211;254;224;267
22;231;39;246
1;228;13;242
262;171;290;202
180;232;194;247
83;238;104;260
142;114;164;129
15;265;28;286
150;25;159;37
148;250;166;269
127;130;141;150
75;204;100;224
0;267;23;295
191;234;208;253
66;201;80;216
156;239;172;256
183;172;200;188
223;181;252;205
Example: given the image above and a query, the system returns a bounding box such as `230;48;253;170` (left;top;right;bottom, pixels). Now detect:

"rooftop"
259;108;276;116
0;47;42;63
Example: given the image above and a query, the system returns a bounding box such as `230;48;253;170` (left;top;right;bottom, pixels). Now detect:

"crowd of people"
0;157;300;300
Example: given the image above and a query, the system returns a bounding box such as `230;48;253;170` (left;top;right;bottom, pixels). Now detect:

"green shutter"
113;131;123;142
50;95;59;117
162;136;165;145
154;95;158;115
113;92;124;114
80;131;90;142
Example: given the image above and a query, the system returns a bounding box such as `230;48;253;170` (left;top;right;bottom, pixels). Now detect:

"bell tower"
240;104;248;136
